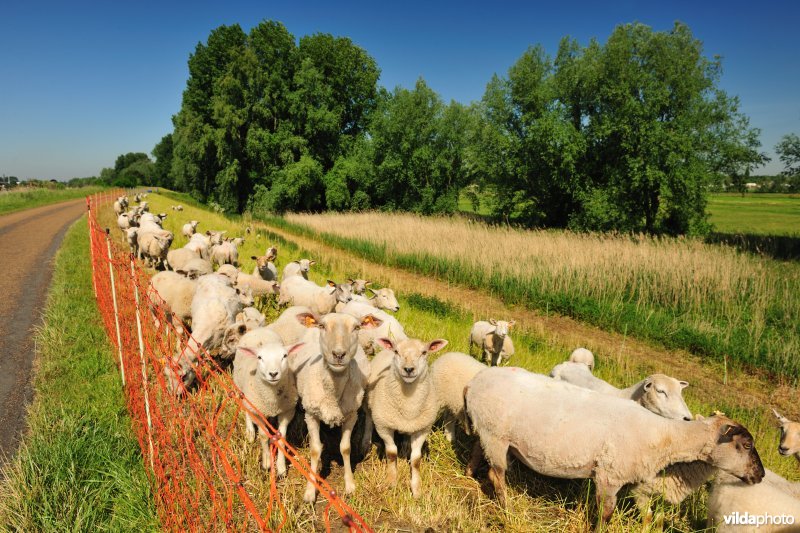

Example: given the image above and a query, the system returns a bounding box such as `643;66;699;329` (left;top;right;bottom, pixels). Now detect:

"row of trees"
141;20;790;234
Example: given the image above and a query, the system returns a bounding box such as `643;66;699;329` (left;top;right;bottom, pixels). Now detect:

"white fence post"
130;255;155;470
105;229;126;386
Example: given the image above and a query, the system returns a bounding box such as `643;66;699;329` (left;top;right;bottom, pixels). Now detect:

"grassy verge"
0;217;158;531
707;193;800;236
279;213;800;380
0;186;106;215
94;193;798;531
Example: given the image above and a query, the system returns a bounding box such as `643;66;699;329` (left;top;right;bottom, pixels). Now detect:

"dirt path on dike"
0;199;86;460
259;221;798;418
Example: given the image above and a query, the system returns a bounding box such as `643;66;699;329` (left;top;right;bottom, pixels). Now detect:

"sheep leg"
594;479;620;523
303;414;322;503
480;434;509;506
244;411;256;443
360;409;373;455
465;440;484;478
340;413;357;495
258;431;271;472
375;424;398;485
275;407;294;478
443;415;456;443
409;429;429;498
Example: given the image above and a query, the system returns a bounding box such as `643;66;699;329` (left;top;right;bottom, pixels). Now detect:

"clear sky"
1;0;798;179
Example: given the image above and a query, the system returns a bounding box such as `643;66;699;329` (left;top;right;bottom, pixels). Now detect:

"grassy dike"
0;217;158;531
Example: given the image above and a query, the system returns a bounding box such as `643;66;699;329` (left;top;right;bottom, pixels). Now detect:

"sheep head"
773;409;800;461
237;342;304;384
295;312;382;373
639;374;692;421
377;338;447;384
706;414;764;485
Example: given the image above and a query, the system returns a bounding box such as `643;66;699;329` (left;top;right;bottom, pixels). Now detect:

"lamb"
233;341;304;477
290;312;382;502
363;337;448;497
568;347;595;371
549;363;692;420
265;306;315;345
708;472;800;531
469;319;515;366
464;367;765;523
282;259;315;280
178;258;213;278
125;227;139;257
278;277;351;316
211;240;239;267
339;302;408;355
236;307;266;331
429;352;487;442
236;272;280;298
251;255;278;281
182;220;199;238
185;233;211;260
774;409;800;464
166;247;200;272
336;287;400;313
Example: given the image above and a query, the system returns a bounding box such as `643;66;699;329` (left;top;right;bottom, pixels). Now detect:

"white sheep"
469;319;515;366
178;258;213;278
206;230;227;245
549;363;692;420
708;472;800;531
137;229;173;269
336;287;400;313
282;259;315;280
774;409;800;464
568;347;595;371
147;271;196;333
464;367;765;523
278;277;351;316
236;273;280;298
216;264;240;285
236;307;266;331
290;312;382;502
113;198;125;215
185;233;211;260
363;337;448;497
265;306;315;345
182;220;199;238
117;212;136;231
125;227;139;257
348;279;371;295
251;254;278;281
339;302;408;355
233;341;304;477
211;240;239;267
429;352;487;442
166;247;200;272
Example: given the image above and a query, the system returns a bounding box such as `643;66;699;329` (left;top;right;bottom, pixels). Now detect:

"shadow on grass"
706;232;800;261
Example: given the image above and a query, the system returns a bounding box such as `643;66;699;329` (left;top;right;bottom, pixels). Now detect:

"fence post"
130;254;155;471
105;228;126;387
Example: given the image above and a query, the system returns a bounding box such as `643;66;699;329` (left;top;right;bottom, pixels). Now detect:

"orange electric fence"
87;191;372;532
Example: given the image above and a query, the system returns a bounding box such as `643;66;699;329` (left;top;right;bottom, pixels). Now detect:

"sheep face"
348;279;371;295
707;416;765;485
370;288;400;312
265;246;278;262
640;375;692;421
329;280;353;304
378;338;448;384
489;319;515;337
238;343;304;384
299;259;315;274
236;287;254;308
221;322;249;360
217;265;239;284
296;312;382;373
773;410;800;459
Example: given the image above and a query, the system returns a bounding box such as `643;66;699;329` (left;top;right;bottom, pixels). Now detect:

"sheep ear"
489;318;497;325
427;339;448;353
287;342;305;356
694;414;705;421
309;260;316;266
365;281;372;286
367;287;377;296
679;381;689;389
773;409;790;425
296;312;318;328
347;278;355;283
237;346;257;358
327;280;337;287
235;312;244;323
643;380;653;391
508;320;516;328
376;338;396;352
251;256;257;260
360;314;383;329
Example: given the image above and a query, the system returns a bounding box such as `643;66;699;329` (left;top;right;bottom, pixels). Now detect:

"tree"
152;134;174;188
776;133;800;177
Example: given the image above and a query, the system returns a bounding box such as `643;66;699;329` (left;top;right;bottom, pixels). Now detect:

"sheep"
178;258;213;279
348;279;371;296
278;277;351;316
708;472;800;531
232;237;245;247
233;341;305;477
549;363;692;420
185;233;211;260
182;220;199;238
147;271;197;331
251;255;278;281
236;307;266;331
282;259;315;280
336;287;400;313
469;319;515;366
125;227;139;257
464;367;765;523
290;312;382;502
265;306;315;345
264;245;278;262
216;264;240;285
569;347;595;371
236;273;280;298
211;240;239;267
117;212;136;231
172;205;184;211
339;302;408;355
113;198;125;215
166;247;200;272
429;352;487;442
363;337;448;497
137;229;174;269
206;230;227;245
774;409;800;464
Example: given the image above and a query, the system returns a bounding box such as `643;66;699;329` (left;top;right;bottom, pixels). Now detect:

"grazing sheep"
429;352;487;442
185;233;211;260
236;273;280;298
464;367;765;523
206;230;227;245
290;312;382;502
568;347;595;371
469;319;515;366
211;240;239;267
166;247;200;272
182;220;199;238
125;227;139;257
708;472;800;532
178;258;213;279
337;287;400;313
549;363;692;421
234;341;304;477
279;277;351;316
339;303;408;355
147;271;197;331
282;259;315;280
251;255;278;281
363;337;448;497
774;409;800;464
173;205;184;211
236;307;266;331
265;306;315;345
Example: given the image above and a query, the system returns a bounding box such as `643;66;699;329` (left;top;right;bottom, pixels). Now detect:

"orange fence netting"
87;190;372;532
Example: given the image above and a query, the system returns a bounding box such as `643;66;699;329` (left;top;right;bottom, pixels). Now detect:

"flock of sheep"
111;194;800;529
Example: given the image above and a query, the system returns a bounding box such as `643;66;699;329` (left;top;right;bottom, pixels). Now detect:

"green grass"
0;217;159;531
0;186;106;215
708;193;800;236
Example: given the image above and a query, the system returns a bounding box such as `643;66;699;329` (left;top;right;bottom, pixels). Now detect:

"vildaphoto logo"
723;512;796;527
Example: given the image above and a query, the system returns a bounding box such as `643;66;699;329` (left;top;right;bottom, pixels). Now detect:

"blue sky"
1;0;798;179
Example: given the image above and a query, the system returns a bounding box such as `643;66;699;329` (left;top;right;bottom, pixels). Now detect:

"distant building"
745;182;759;190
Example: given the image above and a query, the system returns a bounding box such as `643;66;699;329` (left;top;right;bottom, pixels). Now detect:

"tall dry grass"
286;212;800;378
